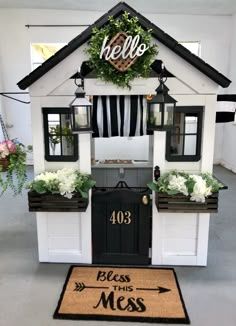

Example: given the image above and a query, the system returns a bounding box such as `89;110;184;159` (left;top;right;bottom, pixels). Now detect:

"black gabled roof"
17;1;231;90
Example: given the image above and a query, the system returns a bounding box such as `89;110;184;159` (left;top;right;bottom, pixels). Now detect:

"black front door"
92;187;151;265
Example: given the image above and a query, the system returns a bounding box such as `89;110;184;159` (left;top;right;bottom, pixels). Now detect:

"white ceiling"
0;0;236;15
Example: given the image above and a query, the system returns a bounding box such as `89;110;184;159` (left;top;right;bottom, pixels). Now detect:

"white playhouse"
18;2;230;266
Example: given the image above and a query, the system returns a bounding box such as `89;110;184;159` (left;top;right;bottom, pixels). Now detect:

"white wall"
213;14;236;172
0;57;4;140
220;123;236;173
0;8;101;148
94;136;150;161
0;8;233;159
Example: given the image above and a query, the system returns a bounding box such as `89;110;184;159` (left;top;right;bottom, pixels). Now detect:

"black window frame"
42;107;78;162
166;106;203;162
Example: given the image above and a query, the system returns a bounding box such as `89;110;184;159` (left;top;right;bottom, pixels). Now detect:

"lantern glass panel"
164;103;175;126
150;103;162;126
74;106;89;129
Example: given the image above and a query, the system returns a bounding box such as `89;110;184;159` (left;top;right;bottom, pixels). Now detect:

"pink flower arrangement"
0;140;16;159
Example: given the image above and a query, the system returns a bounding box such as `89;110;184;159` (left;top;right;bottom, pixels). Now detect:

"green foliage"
30;179;60;194
85;12;158;88
28;169;96;199
201;172;224;193
147;170;223;195
74;172;96;198
0;143;32;196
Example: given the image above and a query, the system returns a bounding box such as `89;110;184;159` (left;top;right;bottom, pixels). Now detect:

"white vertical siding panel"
151;131;166;265
36;213;49;262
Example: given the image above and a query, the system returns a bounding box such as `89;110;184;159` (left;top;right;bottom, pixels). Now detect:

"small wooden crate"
156;192;219;213
28;191;88;212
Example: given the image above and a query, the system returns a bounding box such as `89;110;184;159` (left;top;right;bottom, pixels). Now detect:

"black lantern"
147;69;177;131
69;86;92;133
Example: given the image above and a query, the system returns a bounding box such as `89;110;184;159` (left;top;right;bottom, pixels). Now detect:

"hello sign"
99;32;149;72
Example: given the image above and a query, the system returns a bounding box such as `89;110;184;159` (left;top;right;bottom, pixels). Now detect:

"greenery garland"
85;12;158;88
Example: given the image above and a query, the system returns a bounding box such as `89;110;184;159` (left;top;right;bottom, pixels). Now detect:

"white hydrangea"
167;175;188;196
190;175;212;203
35;171;57;183
56;168;77;198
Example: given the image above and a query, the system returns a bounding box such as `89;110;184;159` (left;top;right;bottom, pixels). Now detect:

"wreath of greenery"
85;12;158;88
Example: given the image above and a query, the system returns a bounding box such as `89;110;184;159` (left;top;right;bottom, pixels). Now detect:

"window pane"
61;114;72;129
185;116;198;133
48;114;60;155
184;135;197;155
175;112;185;132
31;43;66;71
48;114;60;131
61;136;74;156
49;138;61;156
170;134;184;155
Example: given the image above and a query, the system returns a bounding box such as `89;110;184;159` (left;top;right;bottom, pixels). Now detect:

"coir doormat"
53;265;190;324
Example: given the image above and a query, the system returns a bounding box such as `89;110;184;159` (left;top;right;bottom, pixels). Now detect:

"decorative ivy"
85;12;158;88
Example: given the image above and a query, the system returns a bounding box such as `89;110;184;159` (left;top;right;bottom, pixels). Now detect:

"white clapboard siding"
163;239;197;256
163;224;197;239
47;214;81;237
162;213;198;256
48;237;81;252
36;196;92;264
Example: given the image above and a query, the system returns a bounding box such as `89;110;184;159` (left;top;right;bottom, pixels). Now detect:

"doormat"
53;265;190;324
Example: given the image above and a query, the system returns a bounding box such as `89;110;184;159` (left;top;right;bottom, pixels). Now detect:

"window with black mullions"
166;106;203;162
43;108;78;161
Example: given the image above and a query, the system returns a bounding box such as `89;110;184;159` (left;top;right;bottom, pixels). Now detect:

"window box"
28;191;88;212
155;192;219;213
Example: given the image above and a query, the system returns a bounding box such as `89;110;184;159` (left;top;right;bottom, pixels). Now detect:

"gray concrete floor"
0;165;235;326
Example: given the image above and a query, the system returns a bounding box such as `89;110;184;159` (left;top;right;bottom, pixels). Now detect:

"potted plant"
0;139;32;196
147;170;224;213
28;168;96;212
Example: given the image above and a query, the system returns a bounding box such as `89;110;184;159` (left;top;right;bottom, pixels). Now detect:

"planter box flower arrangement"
28;168;96;212
147;170;224;213
0;140;32;196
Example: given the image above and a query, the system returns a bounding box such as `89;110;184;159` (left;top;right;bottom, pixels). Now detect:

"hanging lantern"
69;86;92;133
147;68;177;131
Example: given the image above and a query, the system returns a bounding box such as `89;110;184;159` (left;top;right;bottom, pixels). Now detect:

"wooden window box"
156;192;218;213
28;191;88;212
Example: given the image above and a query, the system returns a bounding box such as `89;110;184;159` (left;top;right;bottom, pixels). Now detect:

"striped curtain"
92;95;149;137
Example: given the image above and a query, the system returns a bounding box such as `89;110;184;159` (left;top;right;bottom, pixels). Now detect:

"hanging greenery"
0;140;32;196
85;12;158;88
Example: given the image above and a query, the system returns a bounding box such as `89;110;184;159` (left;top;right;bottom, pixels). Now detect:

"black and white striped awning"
216;94;236;123
92;95;150;137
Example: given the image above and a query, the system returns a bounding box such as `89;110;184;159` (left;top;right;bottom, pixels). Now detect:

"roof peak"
17;1;231;90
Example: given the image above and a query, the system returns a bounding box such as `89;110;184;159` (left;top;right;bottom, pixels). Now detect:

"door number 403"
110;210;132;225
